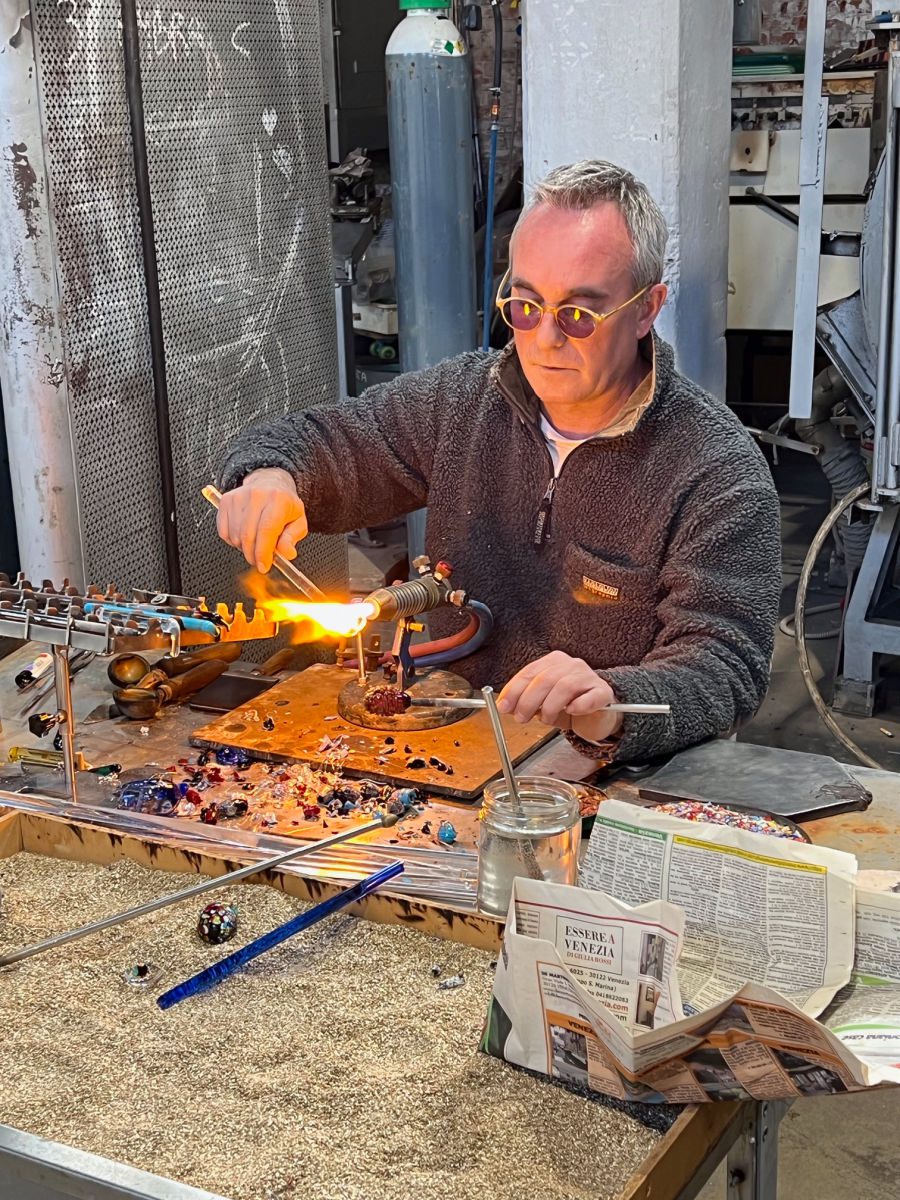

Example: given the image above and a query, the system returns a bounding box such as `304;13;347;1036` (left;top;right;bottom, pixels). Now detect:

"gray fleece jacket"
219;335;782;763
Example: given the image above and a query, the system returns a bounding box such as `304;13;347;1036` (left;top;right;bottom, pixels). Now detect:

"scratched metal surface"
29;0;346;652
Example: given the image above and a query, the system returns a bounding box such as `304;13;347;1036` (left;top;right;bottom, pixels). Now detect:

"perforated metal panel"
30;1;346;624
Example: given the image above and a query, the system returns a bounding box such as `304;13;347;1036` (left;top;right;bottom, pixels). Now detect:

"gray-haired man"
216;160;781;765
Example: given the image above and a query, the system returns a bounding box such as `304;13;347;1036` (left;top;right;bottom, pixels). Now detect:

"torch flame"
257;597;376;638
239;570;376;641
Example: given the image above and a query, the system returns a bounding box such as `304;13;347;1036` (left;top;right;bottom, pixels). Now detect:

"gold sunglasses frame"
494;267;650;338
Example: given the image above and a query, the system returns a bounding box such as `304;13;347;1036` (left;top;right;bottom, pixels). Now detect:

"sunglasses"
495;267;649;340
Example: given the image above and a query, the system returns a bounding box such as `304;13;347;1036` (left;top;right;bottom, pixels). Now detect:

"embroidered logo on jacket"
582;576;620;601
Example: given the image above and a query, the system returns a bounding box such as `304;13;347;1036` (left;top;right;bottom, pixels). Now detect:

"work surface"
0;648;596;910
0;852;666;1200
0;643;898;894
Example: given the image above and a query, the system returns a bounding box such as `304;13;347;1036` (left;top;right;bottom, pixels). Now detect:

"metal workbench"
0;642;897;1199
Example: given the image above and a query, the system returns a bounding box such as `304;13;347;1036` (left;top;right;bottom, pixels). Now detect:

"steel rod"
355;630;367;687
51;646;78;803
0;814;398;968
481;684;522;809
121;0;182;592
410;696;671;714
202;485;326;600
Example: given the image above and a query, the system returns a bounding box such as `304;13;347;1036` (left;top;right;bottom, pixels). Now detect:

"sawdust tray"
0;805;745;1200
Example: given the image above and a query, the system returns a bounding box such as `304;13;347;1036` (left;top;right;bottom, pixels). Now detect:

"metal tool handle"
160;658;230;704
202;484;326;601
160;641;243;677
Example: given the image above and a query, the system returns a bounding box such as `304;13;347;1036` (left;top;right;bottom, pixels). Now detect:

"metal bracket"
726;1101;787;1200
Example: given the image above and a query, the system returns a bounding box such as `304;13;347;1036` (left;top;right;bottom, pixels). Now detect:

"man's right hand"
216;468;309;574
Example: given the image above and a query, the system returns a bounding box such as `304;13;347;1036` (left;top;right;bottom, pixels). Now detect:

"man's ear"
637;283;667;337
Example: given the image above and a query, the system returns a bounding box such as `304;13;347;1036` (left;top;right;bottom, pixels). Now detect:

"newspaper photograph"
481;806;900;1102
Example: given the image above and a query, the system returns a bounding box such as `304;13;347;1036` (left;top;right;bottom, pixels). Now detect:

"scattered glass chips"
115;778;179;816
652;800;806;841
437;820;458;845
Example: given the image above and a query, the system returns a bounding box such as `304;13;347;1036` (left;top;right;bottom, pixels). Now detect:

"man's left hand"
497;651;624;744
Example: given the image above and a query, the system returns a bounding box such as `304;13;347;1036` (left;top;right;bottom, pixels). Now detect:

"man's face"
509;201;664;405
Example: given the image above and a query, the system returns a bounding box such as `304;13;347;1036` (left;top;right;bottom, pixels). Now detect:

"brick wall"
760;0;871;52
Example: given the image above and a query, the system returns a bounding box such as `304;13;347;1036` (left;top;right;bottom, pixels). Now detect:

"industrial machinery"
779;7;900;761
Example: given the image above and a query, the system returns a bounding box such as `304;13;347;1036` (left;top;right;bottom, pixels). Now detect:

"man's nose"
534;308;566;350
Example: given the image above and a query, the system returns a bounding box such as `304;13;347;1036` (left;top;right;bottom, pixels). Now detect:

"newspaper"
578;799;857;1017
482;804;900;1102
824;874;900;1074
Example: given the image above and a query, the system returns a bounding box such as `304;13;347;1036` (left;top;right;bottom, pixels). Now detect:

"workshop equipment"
0;807;410;968
338;555;494;729
0;574;273;801
638;741;872;823
157;860;405;1009
780;12;900;752
114;658;231;721
202;486;326;602
0;0;346;611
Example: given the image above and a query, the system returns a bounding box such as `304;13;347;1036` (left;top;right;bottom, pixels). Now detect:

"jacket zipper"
533;478;556;545
532;439;593;548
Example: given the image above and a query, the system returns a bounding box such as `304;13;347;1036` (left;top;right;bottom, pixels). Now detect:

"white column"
522;0;732;398
0;7;84;582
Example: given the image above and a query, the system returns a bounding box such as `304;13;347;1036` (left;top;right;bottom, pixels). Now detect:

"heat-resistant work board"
190;664;553;801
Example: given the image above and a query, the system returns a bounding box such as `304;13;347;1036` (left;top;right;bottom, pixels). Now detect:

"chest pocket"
562;543;661;666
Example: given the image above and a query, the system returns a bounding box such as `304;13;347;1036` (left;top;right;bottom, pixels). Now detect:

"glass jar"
476;776;581;918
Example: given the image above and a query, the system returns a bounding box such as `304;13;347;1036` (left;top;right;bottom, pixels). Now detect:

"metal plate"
29;0;346;659
636;740;872;823
190;663;555;801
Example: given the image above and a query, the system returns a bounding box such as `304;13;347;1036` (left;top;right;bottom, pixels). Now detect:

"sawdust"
0;853;668;1200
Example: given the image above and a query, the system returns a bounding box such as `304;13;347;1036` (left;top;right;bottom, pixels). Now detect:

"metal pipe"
355;630;366;687
410;696;671;714
884;57;900;494
51;646;77;802
873;56;899;498
202;485;326;601
0;812;401;968
0;15;84;582
481;684;522;809
121;0;182;593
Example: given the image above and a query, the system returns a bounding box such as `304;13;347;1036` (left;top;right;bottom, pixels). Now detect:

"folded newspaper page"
579;799;857;1017
824;875;900;1081
481;806;900;1103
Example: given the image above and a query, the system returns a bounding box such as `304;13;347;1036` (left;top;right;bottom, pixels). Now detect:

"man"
217;160;781;764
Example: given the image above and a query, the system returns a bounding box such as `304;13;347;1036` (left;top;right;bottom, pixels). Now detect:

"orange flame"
239;570;376;641
258;597;375;638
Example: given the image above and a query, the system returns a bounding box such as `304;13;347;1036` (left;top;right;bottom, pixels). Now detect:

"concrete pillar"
0;4;84;582
522;0;732;398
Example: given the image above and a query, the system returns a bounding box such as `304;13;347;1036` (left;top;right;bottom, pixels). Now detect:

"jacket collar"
492;329;675;433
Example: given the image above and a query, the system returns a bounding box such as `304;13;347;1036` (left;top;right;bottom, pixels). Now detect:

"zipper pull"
533;479;557;546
